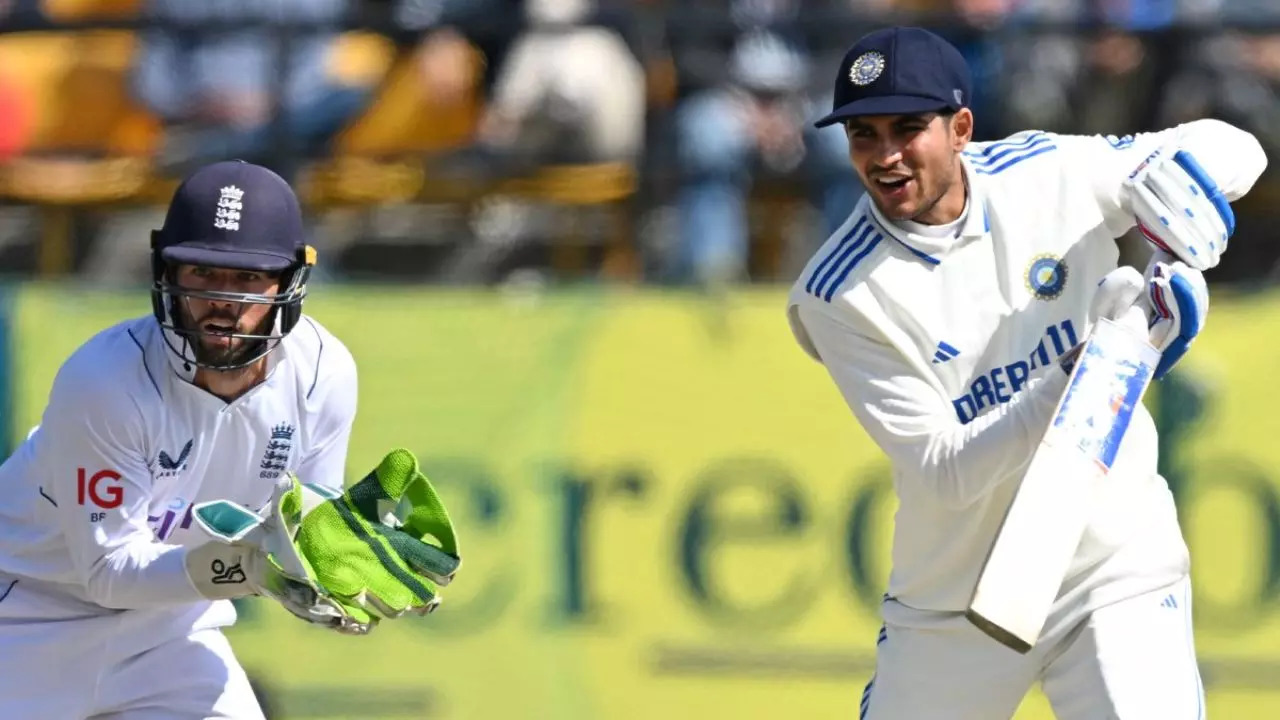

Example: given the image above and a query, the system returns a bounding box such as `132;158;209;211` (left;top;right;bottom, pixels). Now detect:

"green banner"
9;284;1280;718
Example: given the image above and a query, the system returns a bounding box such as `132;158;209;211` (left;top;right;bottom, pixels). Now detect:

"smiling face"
172;264;281;368
845;109;972;225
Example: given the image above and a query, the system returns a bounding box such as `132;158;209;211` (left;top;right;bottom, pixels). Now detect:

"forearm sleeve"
1059;119;1268;237
40;379;204;609
796;304;1070;509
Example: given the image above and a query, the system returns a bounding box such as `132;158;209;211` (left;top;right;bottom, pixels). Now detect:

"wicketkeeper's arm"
38;366;226;610
292;333;359;493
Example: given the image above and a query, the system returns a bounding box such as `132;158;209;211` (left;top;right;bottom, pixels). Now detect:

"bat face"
1052;340;1154;473
967;317;1161;653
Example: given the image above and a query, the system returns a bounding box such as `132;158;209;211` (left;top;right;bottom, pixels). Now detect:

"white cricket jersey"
787;119;1267;619
0;313;357;630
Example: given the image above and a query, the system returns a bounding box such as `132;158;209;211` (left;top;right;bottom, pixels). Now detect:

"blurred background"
0;0;1278;718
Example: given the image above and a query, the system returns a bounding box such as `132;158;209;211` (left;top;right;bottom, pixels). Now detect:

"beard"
178;302;276;369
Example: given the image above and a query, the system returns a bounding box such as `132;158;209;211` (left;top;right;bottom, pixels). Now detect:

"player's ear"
950;108;974;149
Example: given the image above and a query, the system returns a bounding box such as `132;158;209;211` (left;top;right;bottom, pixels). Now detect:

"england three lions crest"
215;185;243;231
259;423;294;479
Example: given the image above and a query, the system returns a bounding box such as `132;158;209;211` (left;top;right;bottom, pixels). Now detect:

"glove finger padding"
288;448;461;626
344;449;460;584
1127;146;1234;272
1145;259;1209;379
1145;161;1228;254
1171;150;1235;245
1131;181;1214;270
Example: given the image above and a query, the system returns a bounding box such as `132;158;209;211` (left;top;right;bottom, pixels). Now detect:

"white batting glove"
1144;252;1209;380
1089;265;1144;326
1124;144;1235;271
1059;266;1147;374
1085;261;1208;380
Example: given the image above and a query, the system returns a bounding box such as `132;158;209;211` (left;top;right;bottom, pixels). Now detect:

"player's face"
845;110;972;223
173;264;282;368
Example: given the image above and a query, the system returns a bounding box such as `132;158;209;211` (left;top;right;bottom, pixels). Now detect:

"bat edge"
964;609;1034;655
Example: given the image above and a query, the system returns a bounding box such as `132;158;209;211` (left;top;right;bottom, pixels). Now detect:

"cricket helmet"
150;160;317;371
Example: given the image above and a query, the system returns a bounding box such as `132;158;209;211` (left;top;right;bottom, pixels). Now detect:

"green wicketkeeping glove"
190;448;460;635
288;448;461;631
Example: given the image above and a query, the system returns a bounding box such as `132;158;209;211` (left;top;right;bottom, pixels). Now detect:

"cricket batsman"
0;160;461;718
786;27;1267;719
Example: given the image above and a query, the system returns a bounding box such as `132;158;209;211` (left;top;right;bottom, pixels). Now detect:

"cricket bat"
966;308;1162;654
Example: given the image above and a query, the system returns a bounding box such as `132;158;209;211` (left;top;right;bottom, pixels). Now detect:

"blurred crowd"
0;0;1277;286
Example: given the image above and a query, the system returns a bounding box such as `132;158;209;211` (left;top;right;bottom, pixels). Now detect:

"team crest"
259;423;294;479
215;185;243;231
1026;254;1068;301
849;51;885;86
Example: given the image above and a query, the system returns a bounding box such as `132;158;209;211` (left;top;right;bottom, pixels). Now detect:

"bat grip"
1121;299;1156;339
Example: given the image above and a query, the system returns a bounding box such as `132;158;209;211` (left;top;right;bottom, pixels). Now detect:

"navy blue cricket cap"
154;160;306;273
814;26;972;128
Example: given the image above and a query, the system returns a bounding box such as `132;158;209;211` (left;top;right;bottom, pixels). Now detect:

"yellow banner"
10;285;1280;718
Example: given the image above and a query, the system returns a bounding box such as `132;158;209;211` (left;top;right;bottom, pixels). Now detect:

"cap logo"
215;185;244;232
849;51;885;86
954;89;964;105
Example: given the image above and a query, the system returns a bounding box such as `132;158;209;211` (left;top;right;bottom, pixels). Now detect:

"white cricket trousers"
0;601;265;719
860;577;1205;719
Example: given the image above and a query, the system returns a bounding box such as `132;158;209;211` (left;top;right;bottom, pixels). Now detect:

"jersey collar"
866;159;990;265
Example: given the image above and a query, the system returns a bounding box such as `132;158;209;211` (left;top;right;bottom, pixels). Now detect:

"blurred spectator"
1160;30;1280;165
0;0;1274;286
1181;0;1280;25
934;0;1019;141
1073;28;1162;134
475;0;646;169
664;0;807;99
1157;20;1280;279
376;0;518;116
410;26;481;115
997;0;1168;137
0;0;36;162
384;0;644;170
1162;0;1280;153
131;0;371;178
666;4;859;285
0;0;42;22
0;71;33;162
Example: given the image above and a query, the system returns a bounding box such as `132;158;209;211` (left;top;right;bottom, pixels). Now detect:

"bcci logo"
259;423;294;479
1026;254;1068;301
849;51;885;86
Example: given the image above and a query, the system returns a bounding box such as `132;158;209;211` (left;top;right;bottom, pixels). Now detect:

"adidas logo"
932;341;961;364
1160;593;1179;609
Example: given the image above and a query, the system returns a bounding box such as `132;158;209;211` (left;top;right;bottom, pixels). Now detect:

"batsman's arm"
37;366;213;609
1060;119;1267;240
791;303;1069;510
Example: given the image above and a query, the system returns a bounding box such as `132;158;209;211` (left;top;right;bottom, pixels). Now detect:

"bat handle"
1113;287;1157;353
